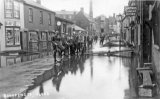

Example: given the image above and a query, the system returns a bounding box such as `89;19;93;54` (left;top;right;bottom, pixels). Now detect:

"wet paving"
22;41;160;99
0;51;52;68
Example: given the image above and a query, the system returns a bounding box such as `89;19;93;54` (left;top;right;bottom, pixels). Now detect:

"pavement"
0;55;55;99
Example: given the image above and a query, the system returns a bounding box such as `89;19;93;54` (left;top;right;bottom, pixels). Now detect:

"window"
6;27;20;46
66;15;69;19
40;11;43;24
48;13;51;25
29;31;38;42
69;15;72;20
6;28;14;45
5;0;13;18
29;8;33;22
14;28;20;45
41;32;47;41
152;8;160;49
63;15;66;19
13;1;20;18
5;0;20;19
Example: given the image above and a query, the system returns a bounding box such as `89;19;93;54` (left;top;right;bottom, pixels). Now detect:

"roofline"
55;16;74;24
24;1;56;14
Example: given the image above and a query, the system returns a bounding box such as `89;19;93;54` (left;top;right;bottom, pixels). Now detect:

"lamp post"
57;21;61;35
117;14;123;44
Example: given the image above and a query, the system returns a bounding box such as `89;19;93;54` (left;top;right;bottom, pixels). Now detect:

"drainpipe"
140;0;144;67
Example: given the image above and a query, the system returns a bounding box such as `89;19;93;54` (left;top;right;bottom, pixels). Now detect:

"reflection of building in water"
79;56;85;74
127;56;139;97
52;56;88;92
90;56;93;80
0;53;48;67
0;56;21;67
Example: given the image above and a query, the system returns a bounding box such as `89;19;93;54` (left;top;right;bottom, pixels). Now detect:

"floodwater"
24;42;159;99
0;51;52;68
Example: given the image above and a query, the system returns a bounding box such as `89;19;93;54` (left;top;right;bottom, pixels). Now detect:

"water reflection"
25;52;132;99
0;52;51;68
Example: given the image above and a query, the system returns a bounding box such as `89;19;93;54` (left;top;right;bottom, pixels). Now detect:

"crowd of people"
51;32;98;62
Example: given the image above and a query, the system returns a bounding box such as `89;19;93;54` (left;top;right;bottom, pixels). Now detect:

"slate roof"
72;24;85;31
24;0;55;13
55;16;74;24
82;12;95;23
56;10;78;15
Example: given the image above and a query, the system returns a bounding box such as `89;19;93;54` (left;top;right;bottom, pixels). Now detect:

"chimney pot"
36;0;41;4
80;7;84;13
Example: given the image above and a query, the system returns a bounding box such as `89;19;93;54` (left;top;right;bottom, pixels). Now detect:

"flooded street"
23;42;158;99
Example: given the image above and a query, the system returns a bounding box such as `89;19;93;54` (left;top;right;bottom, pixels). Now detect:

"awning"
72;24;86;31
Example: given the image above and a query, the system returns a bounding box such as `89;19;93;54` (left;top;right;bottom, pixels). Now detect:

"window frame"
48;13;51;25
5;26;21;47
4;0;20;19
40;11;43;24
13;1;20;19
5;0;13;18
29;8;33;23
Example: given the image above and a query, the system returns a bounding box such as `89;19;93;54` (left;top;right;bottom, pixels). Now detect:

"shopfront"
5;20;21;50
47;31;55;51
28;30;39;52
39;31;47;52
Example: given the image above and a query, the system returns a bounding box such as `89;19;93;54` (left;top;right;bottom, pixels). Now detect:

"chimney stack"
113;13;115;18
36;0;41;4
80;7;84;13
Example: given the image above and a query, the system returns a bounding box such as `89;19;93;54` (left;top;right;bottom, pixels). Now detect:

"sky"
41;0;128;18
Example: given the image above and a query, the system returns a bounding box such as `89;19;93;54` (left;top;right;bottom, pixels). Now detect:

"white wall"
0;0;5;52
2;1;24;51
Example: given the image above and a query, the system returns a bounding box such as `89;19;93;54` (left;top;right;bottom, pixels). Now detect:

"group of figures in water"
51;33;102;62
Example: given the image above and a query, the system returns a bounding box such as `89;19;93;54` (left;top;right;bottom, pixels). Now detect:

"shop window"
6;27;20;46
6;28;14;45
14;28;20;45
29;31;38;42
41;32;47;41
152;7;160;48
48;32;54;41
48;32;51;41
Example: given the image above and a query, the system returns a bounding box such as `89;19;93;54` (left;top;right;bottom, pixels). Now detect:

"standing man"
100;35;105;45
51;33;58;62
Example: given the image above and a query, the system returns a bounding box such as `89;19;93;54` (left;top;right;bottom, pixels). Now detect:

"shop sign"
14;21;20;26
125;6;137;16
5;21;21;26
125;6;137;12
126;10;136;13
125;12;136;16
5;21;14;26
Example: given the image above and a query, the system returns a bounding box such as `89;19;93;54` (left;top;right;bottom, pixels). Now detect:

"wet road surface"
24;42;160;99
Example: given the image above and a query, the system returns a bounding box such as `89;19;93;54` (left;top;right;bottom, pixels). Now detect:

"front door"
20;31;28;51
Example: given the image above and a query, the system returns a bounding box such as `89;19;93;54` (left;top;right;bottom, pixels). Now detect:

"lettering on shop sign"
124;6;137;16
5;21;14;26
125;12;136;16
5;21;20;26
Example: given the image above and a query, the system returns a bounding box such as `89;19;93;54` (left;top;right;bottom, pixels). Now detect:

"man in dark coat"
51;34;58;62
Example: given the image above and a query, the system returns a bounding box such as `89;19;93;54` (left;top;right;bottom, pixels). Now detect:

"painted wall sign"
5;21;21;26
